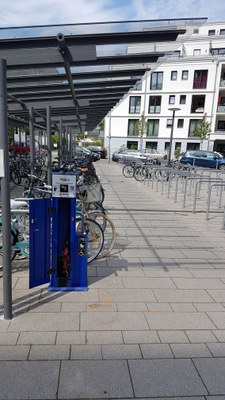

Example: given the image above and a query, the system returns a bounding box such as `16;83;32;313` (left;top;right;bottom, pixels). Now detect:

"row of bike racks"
136;162;225;226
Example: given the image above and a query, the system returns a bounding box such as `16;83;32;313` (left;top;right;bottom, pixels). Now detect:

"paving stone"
8;312;79;332
0;360;59;399
207;343;225;357
158;330;189;344
29;344;70;360
171;343;212;358
144;268;193;277
122;277;176;289
87;331;123;344
172;278;225;289
81;311;149;330
57;331;86;344
123;330;160;344
207;290;225;302
97;266;145;277
0;345;30;360
71;344;102;359
185;330;217;343
28;301;61;312
190;269;225;278
102;344;141;359
153;289;214;303
117;302;148;311
170;303;197;312
207;312;225;329
89;276;124;288
213;330;225;342
146;303;172;312
194;358;225;395
145;312;216;330
60;302;86;312
86;301;117;312
0;332;19;345
129;359;207;397
194;303;225;312
58;360;133;398
18;331;56;345
141;343;174;358
99;288;156;302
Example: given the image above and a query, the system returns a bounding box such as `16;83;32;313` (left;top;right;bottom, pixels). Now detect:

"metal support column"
29;106;35;176
0;59;12;319
46;105;52;185
58;118;63;164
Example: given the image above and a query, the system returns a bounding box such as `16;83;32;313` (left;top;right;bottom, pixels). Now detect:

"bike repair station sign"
52;174;76;198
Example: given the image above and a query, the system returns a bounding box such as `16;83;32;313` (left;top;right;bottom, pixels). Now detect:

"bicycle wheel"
76;218;104;263
10;170;21;185
87;212;116;259
134;166;147;181
122;165;134;178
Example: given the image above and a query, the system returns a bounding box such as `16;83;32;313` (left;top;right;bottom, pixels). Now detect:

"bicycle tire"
122;165;134;178
10;170;21;185
134;166;147;181
87;212;116;259
76;217;104;263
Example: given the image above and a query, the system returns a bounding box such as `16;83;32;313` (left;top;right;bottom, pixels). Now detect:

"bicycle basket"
83;182;102;203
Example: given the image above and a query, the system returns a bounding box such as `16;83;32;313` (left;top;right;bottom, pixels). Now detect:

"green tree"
134;113;148;151
192;113;211;149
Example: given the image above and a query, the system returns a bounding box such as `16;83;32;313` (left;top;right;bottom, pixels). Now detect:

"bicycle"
0;200;30;268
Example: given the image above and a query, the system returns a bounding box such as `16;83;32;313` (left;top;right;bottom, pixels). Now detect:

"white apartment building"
104;21;225;158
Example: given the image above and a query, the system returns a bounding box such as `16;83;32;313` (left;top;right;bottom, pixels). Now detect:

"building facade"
104;21;225;158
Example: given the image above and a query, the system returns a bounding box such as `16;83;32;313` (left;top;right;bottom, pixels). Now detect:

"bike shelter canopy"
0;17;206;133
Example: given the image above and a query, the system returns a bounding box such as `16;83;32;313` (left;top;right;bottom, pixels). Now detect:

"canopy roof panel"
0;17;207;132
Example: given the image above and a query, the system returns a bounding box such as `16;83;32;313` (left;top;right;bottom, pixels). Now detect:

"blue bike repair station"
29;172;88;291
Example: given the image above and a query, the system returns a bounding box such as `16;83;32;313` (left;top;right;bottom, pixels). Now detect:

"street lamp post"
167;107;180;166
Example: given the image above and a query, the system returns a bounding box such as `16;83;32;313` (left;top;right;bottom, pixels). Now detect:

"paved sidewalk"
1;159;225;399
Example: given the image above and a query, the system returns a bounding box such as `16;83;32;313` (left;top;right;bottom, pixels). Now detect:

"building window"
133;81;142;91
187;142;200;150
193;49;201;56
180;95;186;104
149;96;161;113
150;72;163;90
129;96;141;113
193;70;208;89
169;95;175;105
208;29;216;36
211;48;225;56
127;141;138;149
175;142;181;150
127;119;139;136
164;142;170;151
166;119;173;128
193;28;199;34
171;71;177;80
220;29;225;35
177;119;184;128
146;141;157;149
217;120;225;130
147;119;159;136
191;95;205;113
182;70;188;80
188;119;201;137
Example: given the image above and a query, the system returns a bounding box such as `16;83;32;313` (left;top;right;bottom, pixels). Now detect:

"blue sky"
0;0;224;27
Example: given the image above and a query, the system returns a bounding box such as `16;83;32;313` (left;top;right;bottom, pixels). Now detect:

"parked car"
73;146;100;162
179;150;225;169
112;148;161;164
86;146;107;159
141;149;165;161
